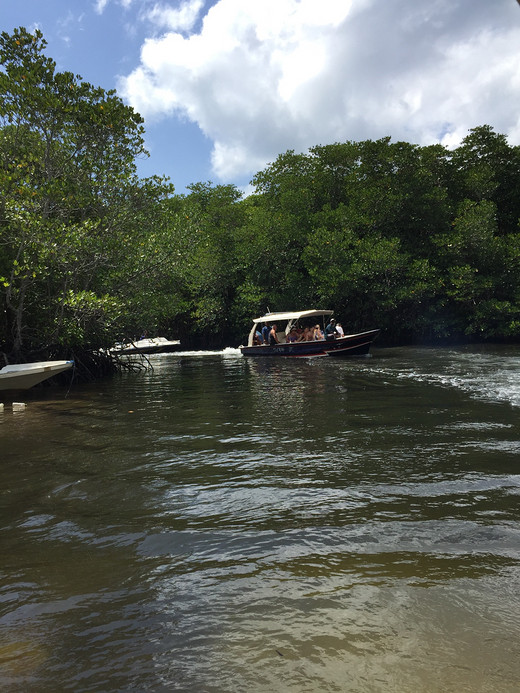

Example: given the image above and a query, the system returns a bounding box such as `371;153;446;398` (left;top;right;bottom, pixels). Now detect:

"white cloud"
144;0;205;32
94;0;134;14
119;0;520;182
94;0;110;15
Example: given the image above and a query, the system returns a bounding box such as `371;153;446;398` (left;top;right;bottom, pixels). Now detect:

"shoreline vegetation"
2;27;520;380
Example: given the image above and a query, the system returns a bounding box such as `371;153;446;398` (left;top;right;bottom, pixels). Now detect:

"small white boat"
111;336;181;355
0;360;73;391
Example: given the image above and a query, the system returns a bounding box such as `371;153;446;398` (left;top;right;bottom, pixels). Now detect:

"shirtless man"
269;324;279;345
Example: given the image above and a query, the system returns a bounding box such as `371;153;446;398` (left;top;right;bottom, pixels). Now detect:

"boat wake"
370;349;520;408
149;347;242;358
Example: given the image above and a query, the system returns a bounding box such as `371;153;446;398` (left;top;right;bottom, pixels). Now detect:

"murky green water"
1;346;520;692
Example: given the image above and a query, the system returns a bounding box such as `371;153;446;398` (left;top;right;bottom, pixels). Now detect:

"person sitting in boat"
286;327;298;343
253;329;263;345
325;318;339;340
336;323;344;337
269;324;279;345
313;324;324;340
297;326;310;342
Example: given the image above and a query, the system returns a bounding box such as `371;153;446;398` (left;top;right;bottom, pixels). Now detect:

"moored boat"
240;310;379;358
111;336;181;355
0;360;74;391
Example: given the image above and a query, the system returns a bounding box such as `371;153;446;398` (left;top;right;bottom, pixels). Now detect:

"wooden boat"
111;336;181;355
0;360;73;391
240;310;379;358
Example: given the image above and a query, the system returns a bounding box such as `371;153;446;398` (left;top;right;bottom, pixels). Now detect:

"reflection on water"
1;346;520;691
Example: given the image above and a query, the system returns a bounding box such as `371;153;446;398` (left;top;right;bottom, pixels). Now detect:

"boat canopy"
252;309;333;325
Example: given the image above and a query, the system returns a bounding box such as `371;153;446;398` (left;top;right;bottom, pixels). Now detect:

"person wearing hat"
325;318;339;340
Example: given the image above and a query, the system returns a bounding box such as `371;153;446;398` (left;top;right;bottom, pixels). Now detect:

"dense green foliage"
1;27;520;362
0;28;178;359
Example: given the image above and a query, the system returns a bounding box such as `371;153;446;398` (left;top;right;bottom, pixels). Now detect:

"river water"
1;345;520;692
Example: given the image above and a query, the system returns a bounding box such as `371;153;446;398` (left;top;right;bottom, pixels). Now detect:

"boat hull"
0;361;73;391
240;329;380;357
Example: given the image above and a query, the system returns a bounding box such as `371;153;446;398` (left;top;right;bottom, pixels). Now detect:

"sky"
2;0;520;195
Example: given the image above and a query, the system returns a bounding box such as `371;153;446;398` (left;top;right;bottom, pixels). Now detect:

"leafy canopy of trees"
2;27;520;362
0;27;178;359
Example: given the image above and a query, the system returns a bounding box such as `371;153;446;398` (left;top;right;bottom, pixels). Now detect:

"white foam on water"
171;347;242;358
369;350;520;408
147;347;243;358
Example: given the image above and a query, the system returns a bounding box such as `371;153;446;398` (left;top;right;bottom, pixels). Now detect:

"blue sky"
2;0;520;195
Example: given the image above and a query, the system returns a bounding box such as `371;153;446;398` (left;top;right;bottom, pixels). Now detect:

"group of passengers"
286;324;323;342
253;319;344;345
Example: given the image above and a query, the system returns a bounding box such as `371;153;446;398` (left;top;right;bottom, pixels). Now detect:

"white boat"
240;309;380;358
111;336;181;355
0;360;74;391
